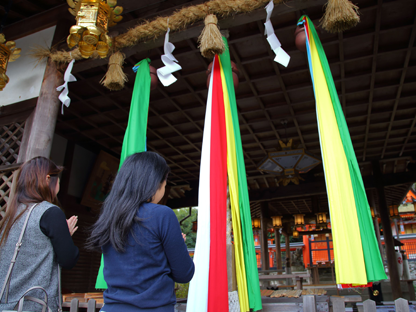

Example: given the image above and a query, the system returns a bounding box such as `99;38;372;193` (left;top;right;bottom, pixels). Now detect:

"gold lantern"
67;0;123;58
370;207;375;218
294;214;305;226
316;212;327;226
271;215;283;228
0;34;21;91
252;218;261;229
389;205;399;219
293;230;299;238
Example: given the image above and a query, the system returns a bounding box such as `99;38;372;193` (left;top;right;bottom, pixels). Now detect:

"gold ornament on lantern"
67;0;123;59
0;34;21;91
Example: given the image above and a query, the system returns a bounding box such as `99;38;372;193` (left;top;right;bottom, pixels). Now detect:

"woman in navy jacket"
87;152;194;312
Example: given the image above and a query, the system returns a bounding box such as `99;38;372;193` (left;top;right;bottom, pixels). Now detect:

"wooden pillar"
226;194;237;291
260;201;270;270
372;160;402;299
275;229;282;272
285;232;292;286
369;190;385;261
285;233;291;272
18;59;63;162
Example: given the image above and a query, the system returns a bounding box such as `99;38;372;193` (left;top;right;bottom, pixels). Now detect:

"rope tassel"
320;0;360;33
100;51;128;91
198;14;225;59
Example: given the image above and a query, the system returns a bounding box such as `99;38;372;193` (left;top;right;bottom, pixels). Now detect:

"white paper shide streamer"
56;59;77;114
157;28;182;86
264;0;290;67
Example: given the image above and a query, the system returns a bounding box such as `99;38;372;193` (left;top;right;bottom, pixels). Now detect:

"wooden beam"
2;4;69;40
381;13;416;159
166;169;416;208
372;160;402;299
362;0;382;161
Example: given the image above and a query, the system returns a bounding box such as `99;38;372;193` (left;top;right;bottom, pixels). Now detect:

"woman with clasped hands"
87;152;194;312
0;157;79;311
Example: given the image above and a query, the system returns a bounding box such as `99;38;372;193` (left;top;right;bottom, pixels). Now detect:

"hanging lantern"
370;207;375;219
67;0;123;59
252;217;261;229
0;34;21;91
389;205;399;219
294;214;305;226
293;230;299;238
316;212;327;226
192;220;198;233
257;138;321;186
271;215;283;228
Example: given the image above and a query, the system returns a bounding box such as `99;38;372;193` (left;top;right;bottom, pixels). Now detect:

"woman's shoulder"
141;203;176;220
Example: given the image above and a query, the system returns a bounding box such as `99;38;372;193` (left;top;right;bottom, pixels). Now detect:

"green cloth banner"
219;38;262;311
95;58;152;289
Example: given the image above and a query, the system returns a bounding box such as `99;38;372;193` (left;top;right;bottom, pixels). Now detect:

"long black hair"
86;152;170;252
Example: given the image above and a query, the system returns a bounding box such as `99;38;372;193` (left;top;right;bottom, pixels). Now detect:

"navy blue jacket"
101;203;194;312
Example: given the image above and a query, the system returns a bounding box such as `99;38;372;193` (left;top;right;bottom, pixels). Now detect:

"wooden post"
372;160;402;299
303;295;317;312
260;201;270;271
363;299;377;312
285;232;291;286
285;233;291;270
369;190;384;261
19;59;63;162
275;228;282;272
330;297;346;312
70;298;79;312
87;299;96;312
226;193;237;291
395;298;410;312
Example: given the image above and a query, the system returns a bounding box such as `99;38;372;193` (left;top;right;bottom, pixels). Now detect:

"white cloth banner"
264;0;290;67
157;28;182;86
186;57;216;312
56;59;77;114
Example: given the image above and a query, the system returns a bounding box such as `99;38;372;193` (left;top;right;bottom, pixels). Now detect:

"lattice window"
0;169;15;217
0;122;24;166
0;121;25;217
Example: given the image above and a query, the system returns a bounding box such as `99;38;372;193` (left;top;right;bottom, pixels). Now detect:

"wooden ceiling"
2;0;416;215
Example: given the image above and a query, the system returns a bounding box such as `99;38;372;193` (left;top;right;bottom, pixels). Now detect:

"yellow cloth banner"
309;32;367;284
220;58;250;312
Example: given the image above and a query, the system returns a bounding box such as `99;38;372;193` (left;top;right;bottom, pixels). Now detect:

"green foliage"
175;283;189;298
173;207;198;249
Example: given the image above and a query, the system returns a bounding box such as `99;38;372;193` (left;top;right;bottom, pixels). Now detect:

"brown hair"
0;156;63;246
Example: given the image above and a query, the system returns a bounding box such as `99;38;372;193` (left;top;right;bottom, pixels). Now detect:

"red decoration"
294;24;320;52
294;25;307;52
149;65;158;90
206;60;239;89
